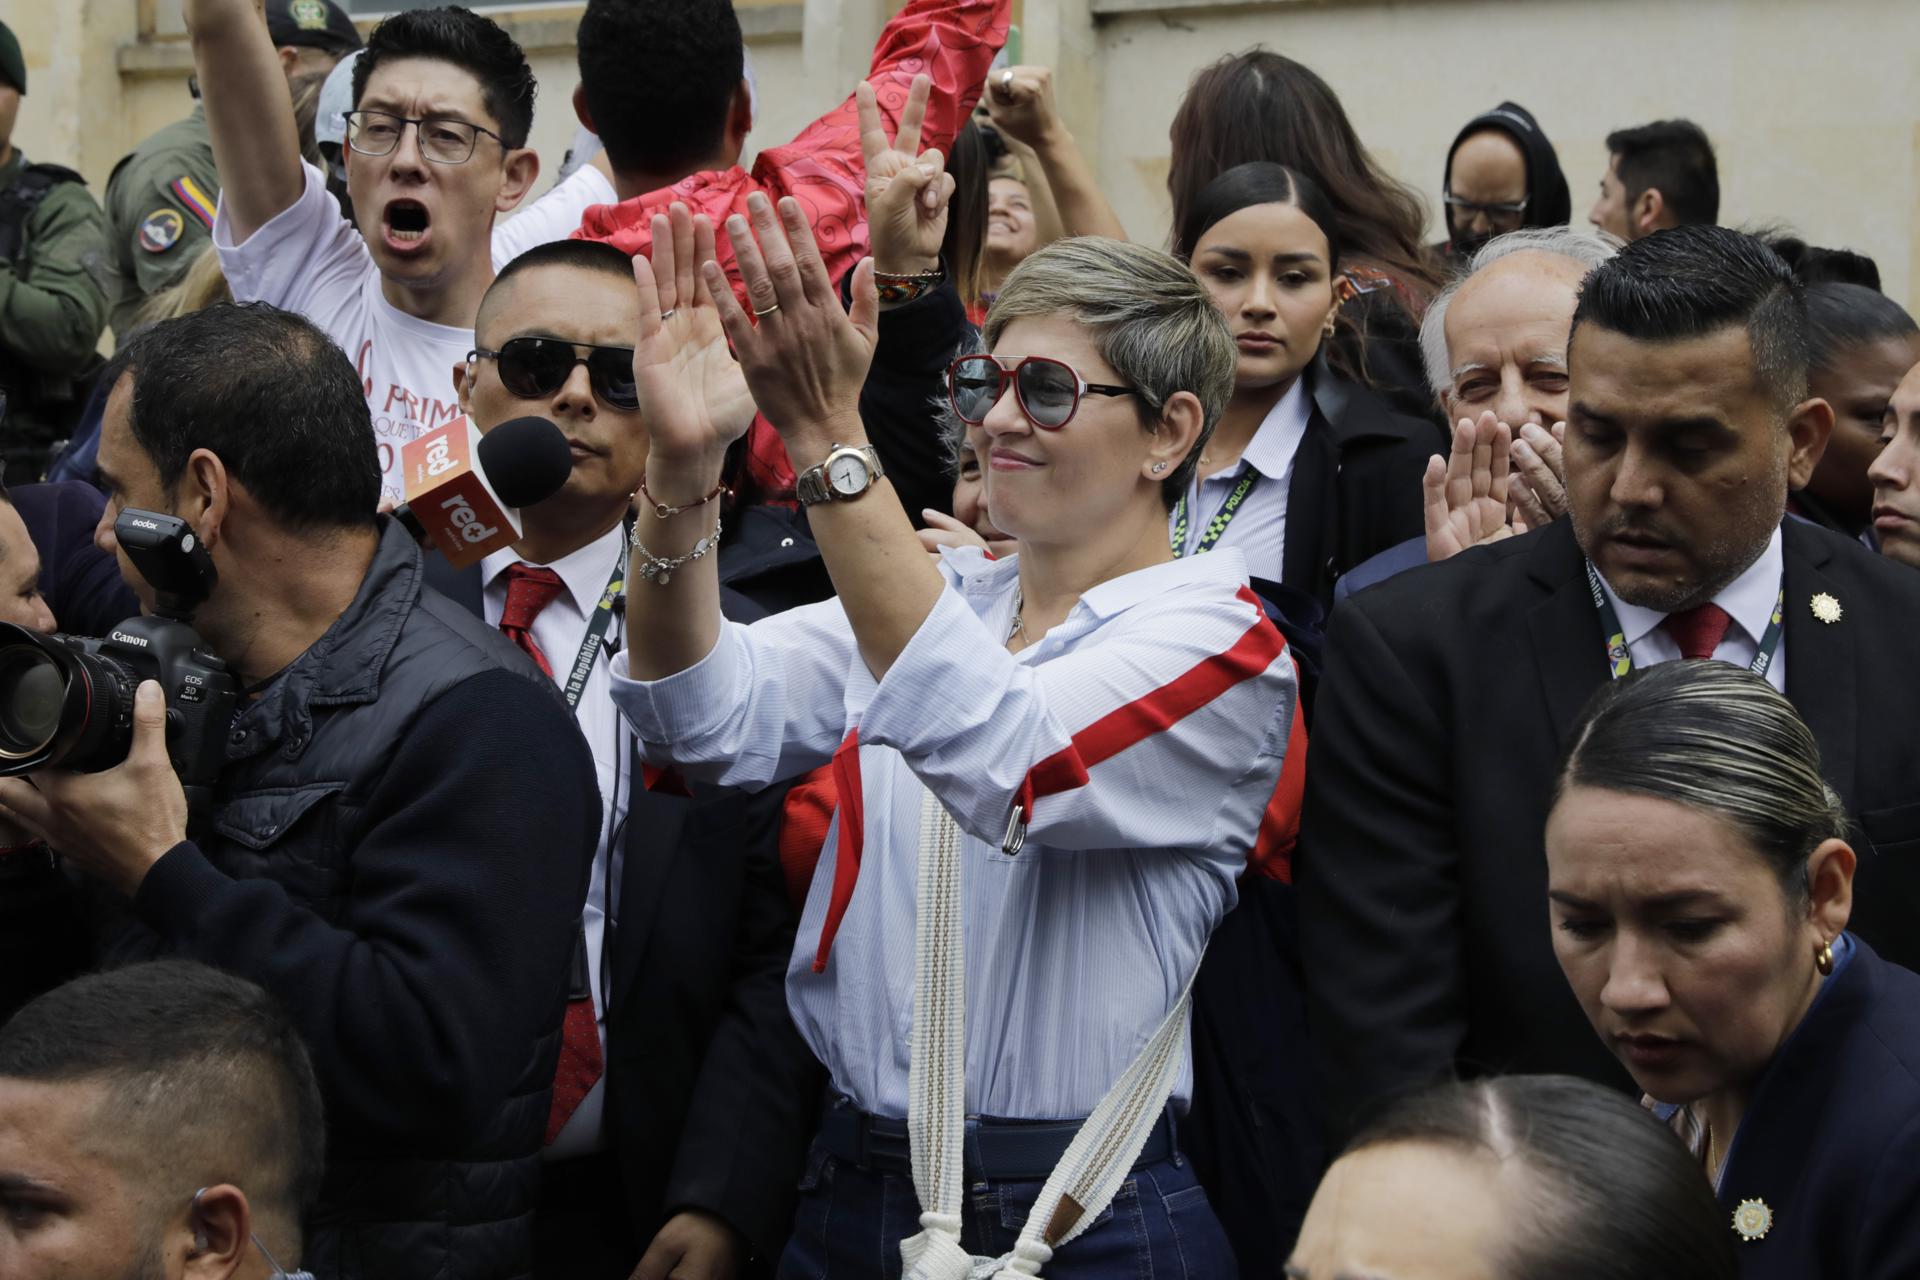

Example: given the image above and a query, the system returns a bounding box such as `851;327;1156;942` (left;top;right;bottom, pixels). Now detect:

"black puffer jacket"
93;519;600;1279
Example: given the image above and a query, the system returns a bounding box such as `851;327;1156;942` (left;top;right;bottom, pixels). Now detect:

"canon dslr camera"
0;510;239;809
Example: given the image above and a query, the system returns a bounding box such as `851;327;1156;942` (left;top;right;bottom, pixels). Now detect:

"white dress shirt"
609;547;1297;1120
1171;377;1311;580
481;522;630;1158
1596;525;1787;692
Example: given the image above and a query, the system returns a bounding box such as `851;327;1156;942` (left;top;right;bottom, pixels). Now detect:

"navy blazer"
1300;517;1920;1138
1715;937;1920;1277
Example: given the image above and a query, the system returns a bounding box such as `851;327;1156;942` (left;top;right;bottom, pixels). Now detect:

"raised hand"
858;75;955;278
984;64;1065;150
707;192;879;452
1424;411;1519;563
630;205;750;489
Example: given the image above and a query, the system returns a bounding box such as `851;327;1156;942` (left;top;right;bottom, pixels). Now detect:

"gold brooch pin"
1811;592;1843;624
1732;1198;1774;1242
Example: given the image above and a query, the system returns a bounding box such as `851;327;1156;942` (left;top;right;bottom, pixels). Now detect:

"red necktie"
496;564;605;1143
499;564;565;679
1663;602;1734;662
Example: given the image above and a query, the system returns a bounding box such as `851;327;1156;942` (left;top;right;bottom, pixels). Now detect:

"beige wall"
1084;0;1920;307
11;0;1919;307
4;1;826;210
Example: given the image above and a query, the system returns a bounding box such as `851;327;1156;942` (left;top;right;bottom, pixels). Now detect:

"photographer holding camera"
0;301;601;1280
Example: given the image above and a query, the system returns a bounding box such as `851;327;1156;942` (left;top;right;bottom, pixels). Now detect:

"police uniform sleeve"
0;180;109;376
106;152;219;315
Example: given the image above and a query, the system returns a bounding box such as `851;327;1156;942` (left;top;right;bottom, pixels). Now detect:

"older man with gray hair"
1337;227;1618;597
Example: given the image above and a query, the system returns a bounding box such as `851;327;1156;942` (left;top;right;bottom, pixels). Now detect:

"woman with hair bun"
1547;660;1920;1275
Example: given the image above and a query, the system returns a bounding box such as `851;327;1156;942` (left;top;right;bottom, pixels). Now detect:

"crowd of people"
1;2;1918;1279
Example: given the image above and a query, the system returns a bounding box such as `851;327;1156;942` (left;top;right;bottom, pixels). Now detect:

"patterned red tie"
498;564;565;679
496;564;605;1143
1663;602;1734;662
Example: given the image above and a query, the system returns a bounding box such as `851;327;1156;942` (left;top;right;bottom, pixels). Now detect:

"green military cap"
0;21;26;95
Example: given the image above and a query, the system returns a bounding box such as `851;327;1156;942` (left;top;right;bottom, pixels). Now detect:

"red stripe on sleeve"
1016;586;1287;817
1248;654;1308;882
811;728;865;972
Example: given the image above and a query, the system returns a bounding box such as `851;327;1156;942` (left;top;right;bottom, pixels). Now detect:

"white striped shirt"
609;547;1296;1120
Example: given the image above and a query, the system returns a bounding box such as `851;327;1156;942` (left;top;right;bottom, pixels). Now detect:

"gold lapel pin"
1811;592;1843;624
1732;1198;1774;1242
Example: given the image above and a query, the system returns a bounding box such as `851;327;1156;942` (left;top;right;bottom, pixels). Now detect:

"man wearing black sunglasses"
430;235;826;1280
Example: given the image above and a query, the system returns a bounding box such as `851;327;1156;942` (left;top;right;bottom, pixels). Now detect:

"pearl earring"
1151;462;1169;474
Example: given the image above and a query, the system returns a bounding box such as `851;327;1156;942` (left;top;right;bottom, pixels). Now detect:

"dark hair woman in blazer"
1547;660;1920;1276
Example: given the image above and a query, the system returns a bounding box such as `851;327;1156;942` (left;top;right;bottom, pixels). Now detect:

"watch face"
827;452;869;495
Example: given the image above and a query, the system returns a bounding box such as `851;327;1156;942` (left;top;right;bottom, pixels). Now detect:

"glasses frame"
343;110;506;165
945;354;1138;430
469;338;640;411
1442;189;1531;220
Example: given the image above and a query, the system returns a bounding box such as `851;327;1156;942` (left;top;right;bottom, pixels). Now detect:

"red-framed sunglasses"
945;354;1138;430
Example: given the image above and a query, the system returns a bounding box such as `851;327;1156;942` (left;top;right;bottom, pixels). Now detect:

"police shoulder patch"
292;0;330;30
138;207;186;254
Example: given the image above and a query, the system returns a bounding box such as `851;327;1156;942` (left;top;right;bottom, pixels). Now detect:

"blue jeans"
775;1143;1237;1279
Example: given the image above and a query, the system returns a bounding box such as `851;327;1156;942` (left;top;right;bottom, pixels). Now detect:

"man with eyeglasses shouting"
1432;103;1570;265
188;0;541;507
0;961;326;1280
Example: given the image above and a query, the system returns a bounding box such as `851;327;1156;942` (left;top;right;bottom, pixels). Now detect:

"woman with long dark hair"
1176;161;1433;611
1169;51;1442;420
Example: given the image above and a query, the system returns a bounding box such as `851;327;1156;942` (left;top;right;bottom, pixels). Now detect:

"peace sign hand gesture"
858;74;955;277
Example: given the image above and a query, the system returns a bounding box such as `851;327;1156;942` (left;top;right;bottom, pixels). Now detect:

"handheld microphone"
393;416;573;568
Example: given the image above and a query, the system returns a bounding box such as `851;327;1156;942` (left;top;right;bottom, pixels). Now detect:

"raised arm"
185;0;306;242
985;66;1127;241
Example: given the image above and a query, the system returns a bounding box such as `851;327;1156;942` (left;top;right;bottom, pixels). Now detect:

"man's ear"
572;82;596;134
724;79;754;157
1786;395;1837;490
496;147;541;215
179;448;232;551
182;1184;249;1279
455;358;476;414
1634;187;1668;236
275;45;300;79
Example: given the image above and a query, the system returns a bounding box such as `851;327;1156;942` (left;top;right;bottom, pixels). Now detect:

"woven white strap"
898;787;1199;1280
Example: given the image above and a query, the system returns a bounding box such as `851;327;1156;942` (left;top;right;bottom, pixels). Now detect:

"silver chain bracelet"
632;517;722;586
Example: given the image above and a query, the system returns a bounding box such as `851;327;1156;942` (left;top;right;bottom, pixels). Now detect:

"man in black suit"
1299;225;1920;1137
434;237;822;1278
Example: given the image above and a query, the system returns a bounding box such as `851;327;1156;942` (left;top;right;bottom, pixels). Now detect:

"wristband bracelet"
874;260;946;306
633;516;722;587
635;475;730;520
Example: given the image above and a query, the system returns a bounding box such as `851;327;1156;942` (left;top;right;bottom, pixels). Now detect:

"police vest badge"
138;207;185;253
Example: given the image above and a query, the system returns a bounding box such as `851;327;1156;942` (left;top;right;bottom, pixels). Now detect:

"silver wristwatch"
795;443;885;507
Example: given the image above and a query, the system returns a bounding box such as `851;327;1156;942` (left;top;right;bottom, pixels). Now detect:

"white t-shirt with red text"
213;162;479;506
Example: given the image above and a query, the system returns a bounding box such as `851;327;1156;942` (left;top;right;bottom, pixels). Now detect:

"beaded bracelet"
635;475;730;520
874;260;946;306
633;517;723;587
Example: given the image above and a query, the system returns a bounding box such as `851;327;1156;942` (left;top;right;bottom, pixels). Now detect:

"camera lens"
0;626;142;775
0;647;64;758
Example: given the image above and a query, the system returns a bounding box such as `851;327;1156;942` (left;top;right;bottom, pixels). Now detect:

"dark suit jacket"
424;544;824;1269
1285;361;1440;615
1297;518;1920;1137
1712;937;1920;1277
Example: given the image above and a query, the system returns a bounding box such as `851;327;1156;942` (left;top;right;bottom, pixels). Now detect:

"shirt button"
780;537;795;547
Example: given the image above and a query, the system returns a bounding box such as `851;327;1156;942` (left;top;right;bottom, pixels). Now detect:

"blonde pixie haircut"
984;236;1237;505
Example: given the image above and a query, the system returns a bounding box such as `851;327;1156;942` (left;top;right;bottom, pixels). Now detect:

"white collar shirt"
1597;525;1787;692
609;548;1298;1120
1171;377;1311;580
481;522;630;1158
